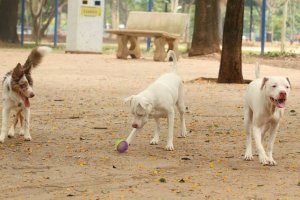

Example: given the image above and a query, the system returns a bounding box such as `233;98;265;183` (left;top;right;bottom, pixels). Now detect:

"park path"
0;48;299;200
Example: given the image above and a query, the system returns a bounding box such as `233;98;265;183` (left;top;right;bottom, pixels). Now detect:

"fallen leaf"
159;178;166;183
79;160;86;166
179;178;185;183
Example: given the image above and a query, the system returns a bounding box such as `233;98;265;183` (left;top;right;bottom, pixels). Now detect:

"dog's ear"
124;95;135;105
261;77;268;90
139;101;153;113
145;103;153;114
286;77;291;89
12;63;24;81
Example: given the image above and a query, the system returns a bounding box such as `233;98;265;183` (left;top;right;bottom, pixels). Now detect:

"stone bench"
106;11;189;61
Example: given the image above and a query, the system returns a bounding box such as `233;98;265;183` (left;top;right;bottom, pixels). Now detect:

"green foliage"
105;0;175;26
243;0;300;41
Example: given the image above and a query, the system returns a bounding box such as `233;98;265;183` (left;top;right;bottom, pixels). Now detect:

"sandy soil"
0;48;299;200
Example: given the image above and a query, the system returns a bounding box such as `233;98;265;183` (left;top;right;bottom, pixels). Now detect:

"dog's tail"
255;62;260;79
166;50;178;72
23;46;52;73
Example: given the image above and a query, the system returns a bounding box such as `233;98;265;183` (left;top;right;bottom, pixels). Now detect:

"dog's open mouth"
270;97;286;108
20;95;30;108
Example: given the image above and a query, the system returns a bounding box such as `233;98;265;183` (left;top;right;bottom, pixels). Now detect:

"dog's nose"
30;93;35;98
132;124;138;128
279;91;286;98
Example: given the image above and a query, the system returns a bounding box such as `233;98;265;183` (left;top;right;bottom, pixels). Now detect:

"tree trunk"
170;0;179;13
280;0;289;52
40;0;67;37
0;0;19;43
29;0;66;44
188;0;220;56
29;0;44;44
111;0;119;29
218;0;244;83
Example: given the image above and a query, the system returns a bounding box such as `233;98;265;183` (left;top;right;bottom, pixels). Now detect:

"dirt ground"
0;48;299;200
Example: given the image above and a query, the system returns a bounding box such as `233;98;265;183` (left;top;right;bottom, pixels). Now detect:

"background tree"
111;0;119;29
188;0;220;56
170;0;179;12
29;0;67;44
0;0;19;43
280;0;288;52
218;0;244;83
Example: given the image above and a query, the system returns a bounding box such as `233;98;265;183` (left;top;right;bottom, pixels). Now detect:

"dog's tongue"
21;96;30;107
277;102;285;108
276;99;285;108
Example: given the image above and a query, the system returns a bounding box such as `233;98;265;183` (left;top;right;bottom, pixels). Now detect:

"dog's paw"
267;158;277;166
165;143;174;151
0;132;7;143
244;150;253;161
24;134;32;141
19;129;24;136
244;154;253;161
179;129;188;138
259;155;274;166
8;127;15;138
150;138;159;145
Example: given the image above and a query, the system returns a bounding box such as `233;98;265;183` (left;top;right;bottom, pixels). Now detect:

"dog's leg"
253;125;271;165
166;109;175;151
176;85;187;138
150;118;160;145
244;106;253;161
23;108;32;141
8;114;17;138
18;112;24;136
126;128;138;145
8;110;22;138
0;107;11;143
261;124;270;142
266;122;279;166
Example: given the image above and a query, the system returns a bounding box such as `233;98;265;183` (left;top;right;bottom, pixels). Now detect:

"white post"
66;0;105;53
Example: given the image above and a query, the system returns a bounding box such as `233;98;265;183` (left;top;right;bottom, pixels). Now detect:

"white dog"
125;50;187;151
244;64;291;165
0;46;51;143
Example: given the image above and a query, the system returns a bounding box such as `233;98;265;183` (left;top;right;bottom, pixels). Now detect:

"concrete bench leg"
154;37;167;61
154;37;179;61
167;39;179;60
128;36;141;59
116;35;141;59
116;35;129;59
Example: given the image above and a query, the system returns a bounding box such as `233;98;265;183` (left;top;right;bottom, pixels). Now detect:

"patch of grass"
1;41;190;55
102;42;189;54
264;51;297;58
0;42;65;53
243;50;297;58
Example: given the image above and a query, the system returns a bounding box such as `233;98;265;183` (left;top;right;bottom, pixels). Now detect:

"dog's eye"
20;83;28;88
286;86;289;89
272;85;277;88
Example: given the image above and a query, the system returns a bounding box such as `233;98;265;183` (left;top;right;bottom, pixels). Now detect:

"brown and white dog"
0;46;51;143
